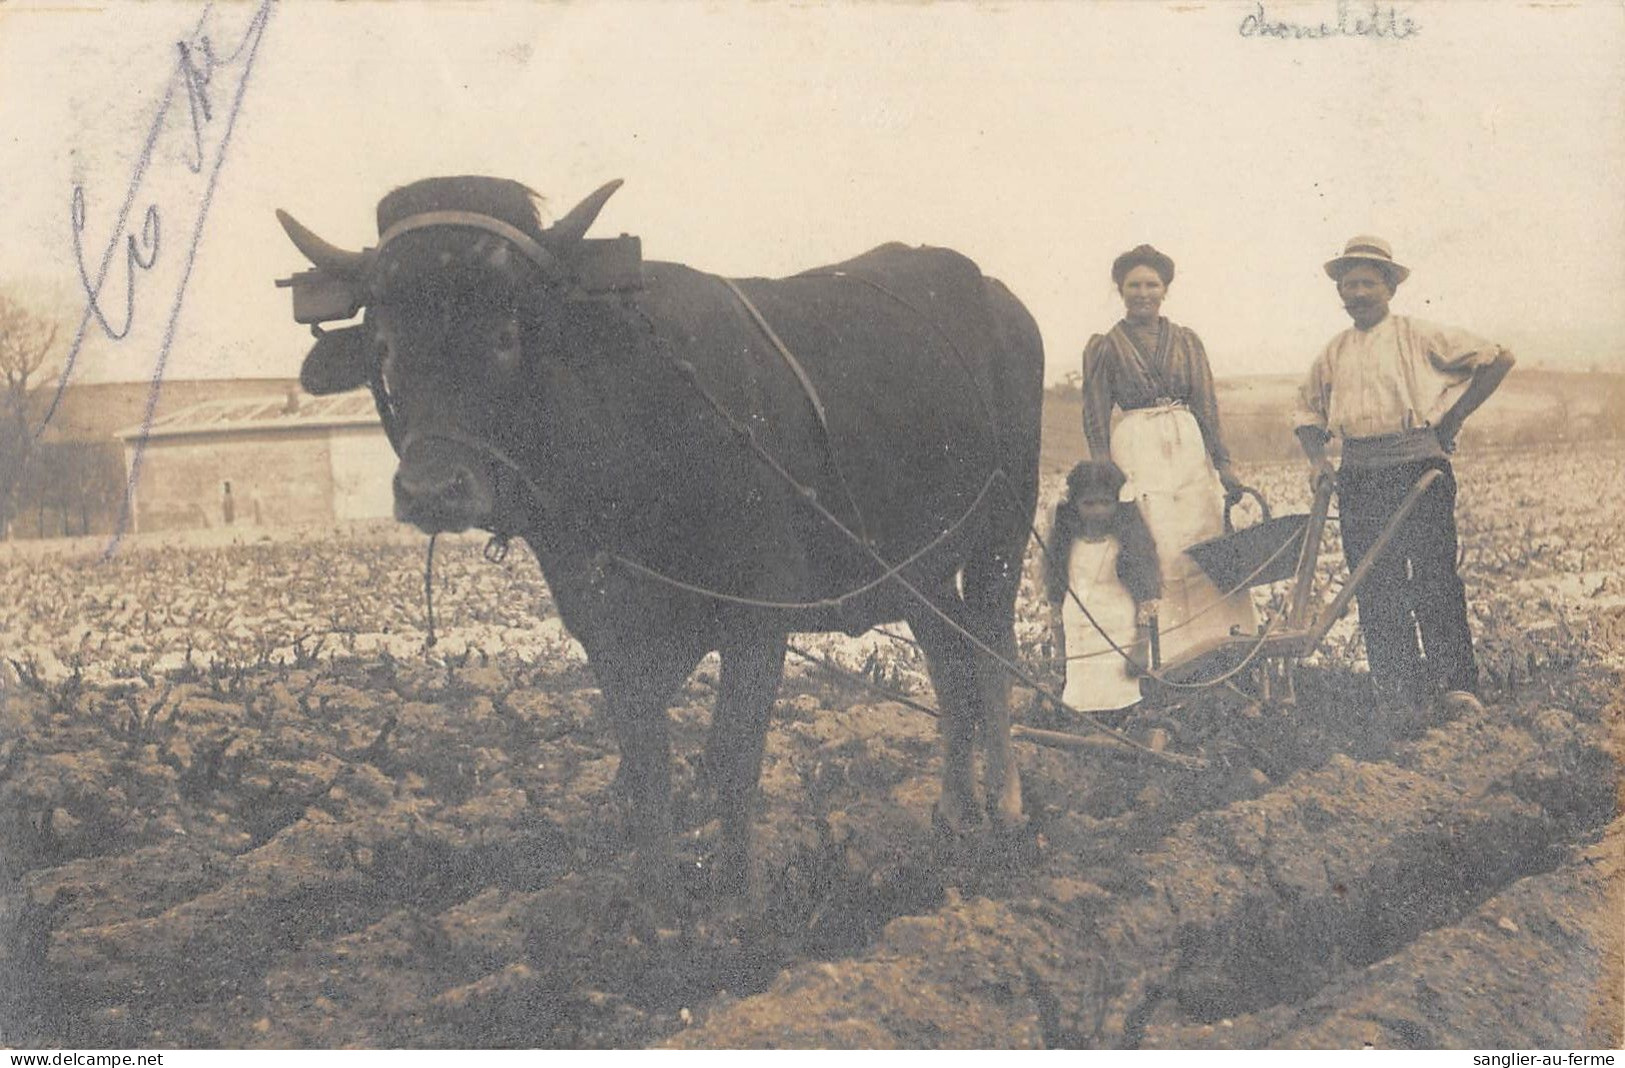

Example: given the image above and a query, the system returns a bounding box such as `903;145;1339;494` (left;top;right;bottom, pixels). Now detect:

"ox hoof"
988;788;1027;830
987;804;1030;835
704;847;751;901
930;799;983;840
930;803;1039;874
983;814;1041;872
1438;689;1486;720
629;848;682;905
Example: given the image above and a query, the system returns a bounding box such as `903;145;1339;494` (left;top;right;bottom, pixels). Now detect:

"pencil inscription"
1239;0;1419;40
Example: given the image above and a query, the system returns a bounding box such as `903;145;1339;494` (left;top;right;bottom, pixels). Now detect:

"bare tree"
0;293;61;539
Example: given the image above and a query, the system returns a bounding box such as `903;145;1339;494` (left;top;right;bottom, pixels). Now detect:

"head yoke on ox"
276;178;641;323
274;178;643;454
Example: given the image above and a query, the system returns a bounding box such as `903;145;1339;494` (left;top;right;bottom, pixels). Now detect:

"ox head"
276;177;623;535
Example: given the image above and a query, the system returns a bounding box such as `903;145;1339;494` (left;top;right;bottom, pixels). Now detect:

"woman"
1080;244;1255;667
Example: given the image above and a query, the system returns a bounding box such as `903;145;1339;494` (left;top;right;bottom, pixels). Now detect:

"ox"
276;177;1044;895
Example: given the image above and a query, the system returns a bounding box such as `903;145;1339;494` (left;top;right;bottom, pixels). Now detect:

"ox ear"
300;325;372;396
544;179;623;254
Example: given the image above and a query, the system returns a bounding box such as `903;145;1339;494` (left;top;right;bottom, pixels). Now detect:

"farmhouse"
115;390;395;533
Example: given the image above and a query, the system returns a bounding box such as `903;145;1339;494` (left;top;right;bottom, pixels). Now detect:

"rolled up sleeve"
1423;322;1502;380
1409;319;1504;426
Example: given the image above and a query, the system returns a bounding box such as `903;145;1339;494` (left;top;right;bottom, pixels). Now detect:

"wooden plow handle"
1300;467;1444;653
1286;475;1337;631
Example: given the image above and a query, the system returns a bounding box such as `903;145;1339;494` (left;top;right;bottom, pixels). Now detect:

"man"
1294;236;1515;730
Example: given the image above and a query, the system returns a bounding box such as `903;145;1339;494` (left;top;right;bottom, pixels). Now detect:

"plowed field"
2;442;1620;1048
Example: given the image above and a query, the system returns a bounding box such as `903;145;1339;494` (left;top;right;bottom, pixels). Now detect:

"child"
1044;460;1162;713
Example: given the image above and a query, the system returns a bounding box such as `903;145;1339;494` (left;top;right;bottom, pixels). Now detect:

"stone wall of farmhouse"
328;426;398;521
127;429;336;533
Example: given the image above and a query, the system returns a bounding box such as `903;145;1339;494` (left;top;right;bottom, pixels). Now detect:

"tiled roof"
116;391;381;440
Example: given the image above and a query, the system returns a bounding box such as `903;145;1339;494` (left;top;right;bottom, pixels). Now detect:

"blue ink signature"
1239;0;1419;40
37;0;275;556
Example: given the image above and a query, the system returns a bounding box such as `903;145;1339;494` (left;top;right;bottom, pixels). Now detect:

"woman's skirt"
1060;536;1145;713
1111;404;1257;666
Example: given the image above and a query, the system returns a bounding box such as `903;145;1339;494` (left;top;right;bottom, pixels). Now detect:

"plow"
803;468;1445;773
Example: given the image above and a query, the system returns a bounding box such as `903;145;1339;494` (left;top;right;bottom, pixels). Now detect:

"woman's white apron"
1111;404;1257;665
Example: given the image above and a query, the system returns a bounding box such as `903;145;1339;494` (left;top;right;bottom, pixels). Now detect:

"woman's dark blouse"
1081;317;1231;469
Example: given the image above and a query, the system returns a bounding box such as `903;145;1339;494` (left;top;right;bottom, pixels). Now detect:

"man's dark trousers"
1337;457;1478;703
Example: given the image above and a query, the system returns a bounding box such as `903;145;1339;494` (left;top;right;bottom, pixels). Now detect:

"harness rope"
608;470;1005;614
720;277;871;546
398;266;1296;764
399;301;1177;759
423;532;439;649
1031;518;1300;689
784;641;1184;764
784;272;1302;684
801;269;1002;443
633;278;1304;701
618;293;1198;762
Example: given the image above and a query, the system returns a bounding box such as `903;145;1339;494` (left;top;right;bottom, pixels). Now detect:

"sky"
0;0;1621;390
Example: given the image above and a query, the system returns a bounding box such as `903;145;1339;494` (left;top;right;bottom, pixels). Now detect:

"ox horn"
276;209;372;276
544;179;624;253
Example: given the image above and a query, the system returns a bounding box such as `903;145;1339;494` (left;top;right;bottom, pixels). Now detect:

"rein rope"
423;533;439;648
800;269;1002;444
609;470;1005;613
1031;520;1298;690
701;273;1294;696
720;277;871;546
398;286;1177;759
618;289;1192;762
404;270;1298;766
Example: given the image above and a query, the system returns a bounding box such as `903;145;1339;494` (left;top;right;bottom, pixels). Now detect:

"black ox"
276;177;1044;894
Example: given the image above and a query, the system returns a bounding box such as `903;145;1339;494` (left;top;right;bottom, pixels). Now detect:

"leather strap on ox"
366;211;564;458
719;276;871;544
720;278;829;430
379;211;566;285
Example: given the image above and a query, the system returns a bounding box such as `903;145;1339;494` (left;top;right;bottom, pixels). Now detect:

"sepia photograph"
0;0;1620;1052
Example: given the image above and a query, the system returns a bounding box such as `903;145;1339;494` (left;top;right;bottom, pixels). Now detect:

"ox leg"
704;633;788;896
598;649;703;900
960;550;1025;827
910;604;984;834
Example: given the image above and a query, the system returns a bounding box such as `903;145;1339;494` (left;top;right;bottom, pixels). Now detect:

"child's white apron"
1061;535;1144;713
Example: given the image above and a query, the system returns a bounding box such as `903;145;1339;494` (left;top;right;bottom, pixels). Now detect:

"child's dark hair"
1043;460;1161;607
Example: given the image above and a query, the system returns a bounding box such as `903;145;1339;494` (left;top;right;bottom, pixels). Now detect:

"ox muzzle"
392;439;497;534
